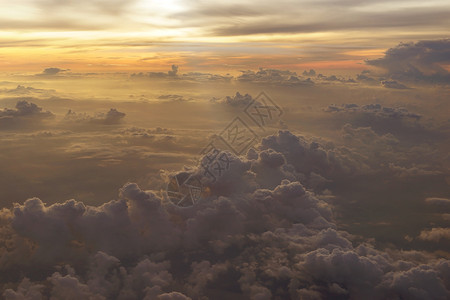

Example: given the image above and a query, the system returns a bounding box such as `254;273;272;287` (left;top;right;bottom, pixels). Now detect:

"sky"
1;0;449;72
0;1;450;299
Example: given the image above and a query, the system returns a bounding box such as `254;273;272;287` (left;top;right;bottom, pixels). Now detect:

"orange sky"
0;0;449;73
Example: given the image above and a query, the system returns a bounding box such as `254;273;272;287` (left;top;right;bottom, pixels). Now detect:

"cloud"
180;72;233;82
1;130;449;299
37;67;69;76
63;108;126;125
237;68;314;86
167;65;178;77
418;228;450;242
366;39;450;83
157;95;190;102
303;69;316;76
131;66;233;82
210;92;254;107
0;85;56;96
425;197;450;207
323;103;427;139
259;130;367;180
0;100;54;129
380;80;409;89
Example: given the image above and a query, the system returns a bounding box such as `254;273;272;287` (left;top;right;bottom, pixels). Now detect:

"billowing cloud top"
366;39;450;83
1;130;449;299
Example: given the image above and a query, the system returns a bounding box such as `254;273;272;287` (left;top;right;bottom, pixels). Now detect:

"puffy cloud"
259;130;366;180
3;278;44;300
0;85;56;97
1;130;449;299
302;69;316;76
378;263;450;299
167;65;179;77
0;100;54;129
316;73;355;84
366;39;450;83
210;92;254;107
418;228;450;242
323;103;427;139
237;68;314;86
63;108;126;125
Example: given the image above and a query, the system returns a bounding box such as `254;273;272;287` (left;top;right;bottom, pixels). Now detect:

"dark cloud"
63;108;126;125
366;39;450;83
0;100;54;129
323;103;428;139
317;73;356;84
168;65;178;77
303;69;316;77
210;92;254;107
37;67;69;76
211;9;450;36
0;85;56;96
425;197;450;207
381;80;409;89
1;130;450;298
417;227;450;242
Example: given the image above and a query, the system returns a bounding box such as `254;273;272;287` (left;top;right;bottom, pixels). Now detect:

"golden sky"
1;0;449;73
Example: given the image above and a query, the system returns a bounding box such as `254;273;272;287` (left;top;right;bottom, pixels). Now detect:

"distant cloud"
381;80;409;89
210;92;254;107
302;69;316;76
0;100;54;129
0;85;55;96
418;227;450;242
366;39;450;83
131;66;233;82
157;94;189;102
168;65;178;76
237;68;314;86
324;103;424;138
425;197;450;207
63;108;125;125
37;67;69;76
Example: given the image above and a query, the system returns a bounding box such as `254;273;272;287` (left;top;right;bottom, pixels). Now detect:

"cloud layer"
1;130;449;299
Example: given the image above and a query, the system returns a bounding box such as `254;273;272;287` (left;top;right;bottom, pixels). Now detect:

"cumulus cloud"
63;108;126;125
323;103;428;140
210;92;254;107
258;130;367;180
0;100;54;129
1;130;449;299
132;65;179;79
366;39;450;83
418;228;450;242
302;69;316;76
237;68;314;86
0;85;56;96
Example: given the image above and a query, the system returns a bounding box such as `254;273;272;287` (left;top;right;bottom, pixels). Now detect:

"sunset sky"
1;0;449;72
